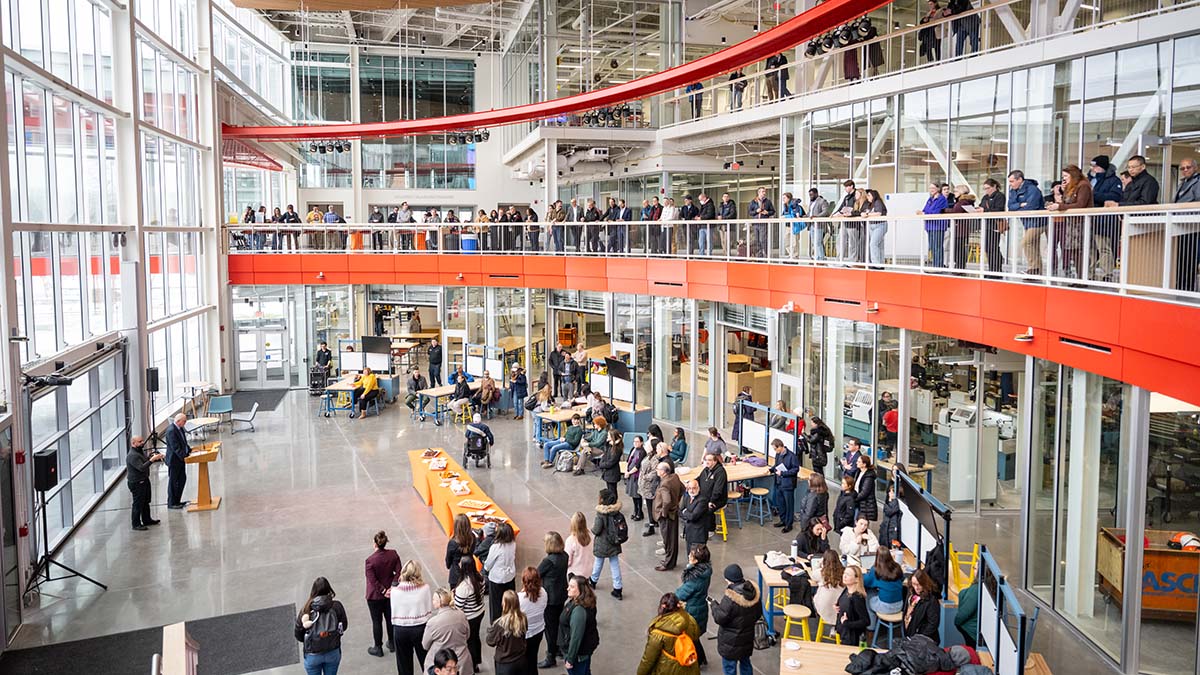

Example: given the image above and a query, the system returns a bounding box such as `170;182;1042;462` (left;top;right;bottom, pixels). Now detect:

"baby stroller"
464;424;492;468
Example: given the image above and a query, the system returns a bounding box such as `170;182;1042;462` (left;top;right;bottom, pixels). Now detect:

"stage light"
309;143;318;152
481;130;490;141
318;144;327;154
474;133;483;143
448;135;457;145
325;143;334;153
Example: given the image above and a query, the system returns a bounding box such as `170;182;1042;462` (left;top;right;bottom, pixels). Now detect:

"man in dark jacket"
718;192;737;255
680;195;700;253
405;367;429;412
978;178;1006;275
770;439;801;533
598;440;623;496
427;339;443;387
509;365;528;420
1008;170;1046;274
696;451;729;536
1105;154;1159;208
695;192;717;255
653;462;684;571
127;435;163;530
680;480;712;553
711;564;761;673
547;342;566;398
748;188;775;258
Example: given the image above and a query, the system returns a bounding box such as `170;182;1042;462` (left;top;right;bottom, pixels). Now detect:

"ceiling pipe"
223;0;887;142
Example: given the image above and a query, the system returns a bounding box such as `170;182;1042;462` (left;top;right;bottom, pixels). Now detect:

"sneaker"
540;461;553;469
655;548;666;556
537;657;557;669
367;646;384;657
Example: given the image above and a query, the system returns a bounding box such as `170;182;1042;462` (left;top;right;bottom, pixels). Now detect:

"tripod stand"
24;490;107;604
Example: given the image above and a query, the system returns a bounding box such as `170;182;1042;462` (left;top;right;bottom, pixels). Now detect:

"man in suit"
565;198;583;250
165;413;192;509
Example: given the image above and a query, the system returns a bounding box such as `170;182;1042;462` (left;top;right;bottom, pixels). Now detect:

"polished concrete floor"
10;391;1129;675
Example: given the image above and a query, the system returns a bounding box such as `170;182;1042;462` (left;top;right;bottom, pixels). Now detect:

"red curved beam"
222;0;886;141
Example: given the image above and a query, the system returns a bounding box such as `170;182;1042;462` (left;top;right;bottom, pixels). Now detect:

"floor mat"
0;604;299;675
231;389;289;412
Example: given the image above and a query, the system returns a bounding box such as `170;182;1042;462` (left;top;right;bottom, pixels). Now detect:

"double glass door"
237;325;290;389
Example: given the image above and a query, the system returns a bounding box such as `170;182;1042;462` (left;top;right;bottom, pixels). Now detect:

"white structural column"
896;328;912;466
113;1;151;436
197;0;226;394
1063;367;1101;618
543;139;558;211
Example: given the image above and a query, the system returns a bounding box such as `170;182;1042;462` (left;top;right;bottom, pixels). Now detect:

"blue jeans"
552;225;564;251
544;440;572;462
512;392;524;416
868;594;903;630
565;656;592;675
697;226;710;255
303;648;342;675
927;230;945;268
722;656;752;675
589;555;622;590
812;224;826;259
955;27;979;56
869;222;887;264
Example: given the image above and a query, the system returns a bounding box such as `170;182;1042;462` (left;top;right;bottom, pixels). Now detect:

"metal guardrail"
225;204;1200;302
660;0;1197;125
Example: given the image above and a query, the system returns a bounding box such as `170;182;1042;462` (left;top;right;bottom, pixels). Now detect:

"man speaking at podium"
165;413;192;509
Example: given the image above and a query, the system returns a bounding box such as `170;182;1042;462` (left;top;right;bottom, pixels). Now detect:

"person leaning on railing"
978;179;1006;275
1102;155;1159;283
945;185;977;270
1046;165;1093;279
1173;158;1200;292
1088;157;1123;281
1007;170;1046;275
920;183;950;267
808;188;832;260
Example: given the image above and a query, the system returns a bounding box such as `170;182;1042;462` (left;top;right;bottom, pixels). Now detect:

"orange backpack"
652;628;698;666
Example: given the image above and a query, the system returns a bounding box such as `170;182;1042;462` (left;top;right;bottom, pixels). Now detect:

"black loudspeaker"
33;449;58;492
146;367;159;393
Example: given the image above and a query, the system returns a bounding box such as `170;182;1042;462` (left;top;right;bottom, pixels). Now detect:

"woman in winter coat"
536;532;569;669
803;417;833;473
295;577;349;675
598;429;625;495
833;474;858;532
636;593;701;675
638;444;662;536
710;564;761;675
879;486;903;548
421;588;474;675
853;455;878;522
625;436;649;521
904;569;942;642
674;545;713;667
589;488;625;600
797;473;829;533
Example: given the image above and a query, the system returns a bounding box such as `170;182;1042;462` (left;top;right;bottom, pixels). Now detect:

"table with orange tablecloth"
409;448;520;537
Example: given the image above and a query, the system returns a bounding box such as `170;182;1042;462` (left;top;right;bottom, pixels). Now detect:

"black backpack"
304;606;342;654
524;393;539;411
467;427;488;452
601;403;619;425
608;512;630;545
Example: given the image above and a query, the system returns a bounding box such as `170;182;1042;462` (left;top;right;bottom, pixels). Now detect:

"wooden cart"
1097;527;1199;622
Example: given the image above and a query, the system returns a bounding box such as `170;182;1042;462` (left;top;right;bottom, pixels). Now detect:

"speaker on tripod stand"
25;448;107;604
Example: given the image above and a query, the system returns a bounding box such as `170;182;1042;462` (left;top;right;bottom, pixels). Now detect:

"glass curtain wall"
292;50;352;122
1025;364;1130;662
360;55;476;189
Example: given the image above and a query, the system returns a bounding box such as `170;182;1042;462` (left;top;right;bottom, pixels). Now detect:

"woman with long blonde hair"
836;565;870;645
390;560;433;675
564;511;594;578
485;590;528;674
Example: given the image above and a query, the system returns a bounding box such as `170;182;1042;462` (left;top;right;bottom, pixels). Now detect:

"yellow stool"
453;403;474;425
814;618;842;644
715;508;729;542
335;392;351;409
782;605;813;642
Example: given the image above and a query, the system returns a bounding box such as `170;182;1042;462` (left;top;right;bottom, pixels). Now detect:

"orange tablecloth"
409;449;520;536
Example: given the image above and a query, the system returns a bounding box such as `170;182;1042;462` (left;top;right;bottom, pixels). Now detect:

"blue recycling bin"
461;233;479;253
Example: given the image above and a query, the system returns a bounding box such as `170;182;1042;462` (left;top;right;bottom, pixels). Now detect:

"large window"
138;39;199;142
293;51;352;123
359;55;476;189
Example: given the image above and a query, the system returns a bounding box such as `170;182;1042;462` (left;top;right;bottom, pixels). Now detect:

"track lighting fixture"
317;144;327;154
448;135;457;145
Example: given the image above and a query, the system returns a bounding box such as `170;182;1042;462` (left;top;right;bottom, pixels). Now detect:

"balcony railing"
661;0;1196;125
226;204;1200;301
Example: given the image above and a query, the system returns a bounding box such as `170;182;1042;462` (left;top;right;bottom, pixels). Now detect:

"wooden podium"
185;442;221;512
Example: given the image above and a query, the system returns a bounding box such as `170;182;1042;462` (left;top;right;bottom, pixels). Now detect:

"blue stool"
746;487;771;525
363;396;382;418
724;490;745;530
871;611;904;649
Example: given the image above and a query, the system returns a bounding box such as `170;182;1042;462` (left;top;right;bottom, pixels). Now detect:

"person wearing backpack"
674;545;713;668
588;488;626;600
295;576;349;675
636;593;701;675
710;564;761;675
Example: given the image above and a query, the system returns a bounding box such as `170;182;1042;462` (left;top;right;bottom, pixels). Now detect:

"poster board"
741;420;767;454
466;354;486;377
338;351;389;372
768;427;796;454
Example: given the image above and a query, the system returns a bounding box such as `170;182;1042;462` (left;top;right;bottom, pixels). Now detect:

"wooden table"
185;442;221;512
876;458;935;491
396;331;441;341
319;376;359;417
532;404;590;443
416;381;481;424
754;554;793;637
408;448;520;536
777;640;866;673
680;458;773;483
179;380;212;417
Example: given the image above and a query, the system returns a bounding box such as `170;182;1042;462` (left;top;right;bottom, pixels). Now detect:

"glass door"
235;325;291;389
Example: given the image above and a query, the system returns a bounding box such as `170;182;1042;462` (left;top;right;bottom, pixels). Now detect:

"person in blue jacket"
509;364;528;420
770;439;801;533
920;183;949;267
1007;169;1047;274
